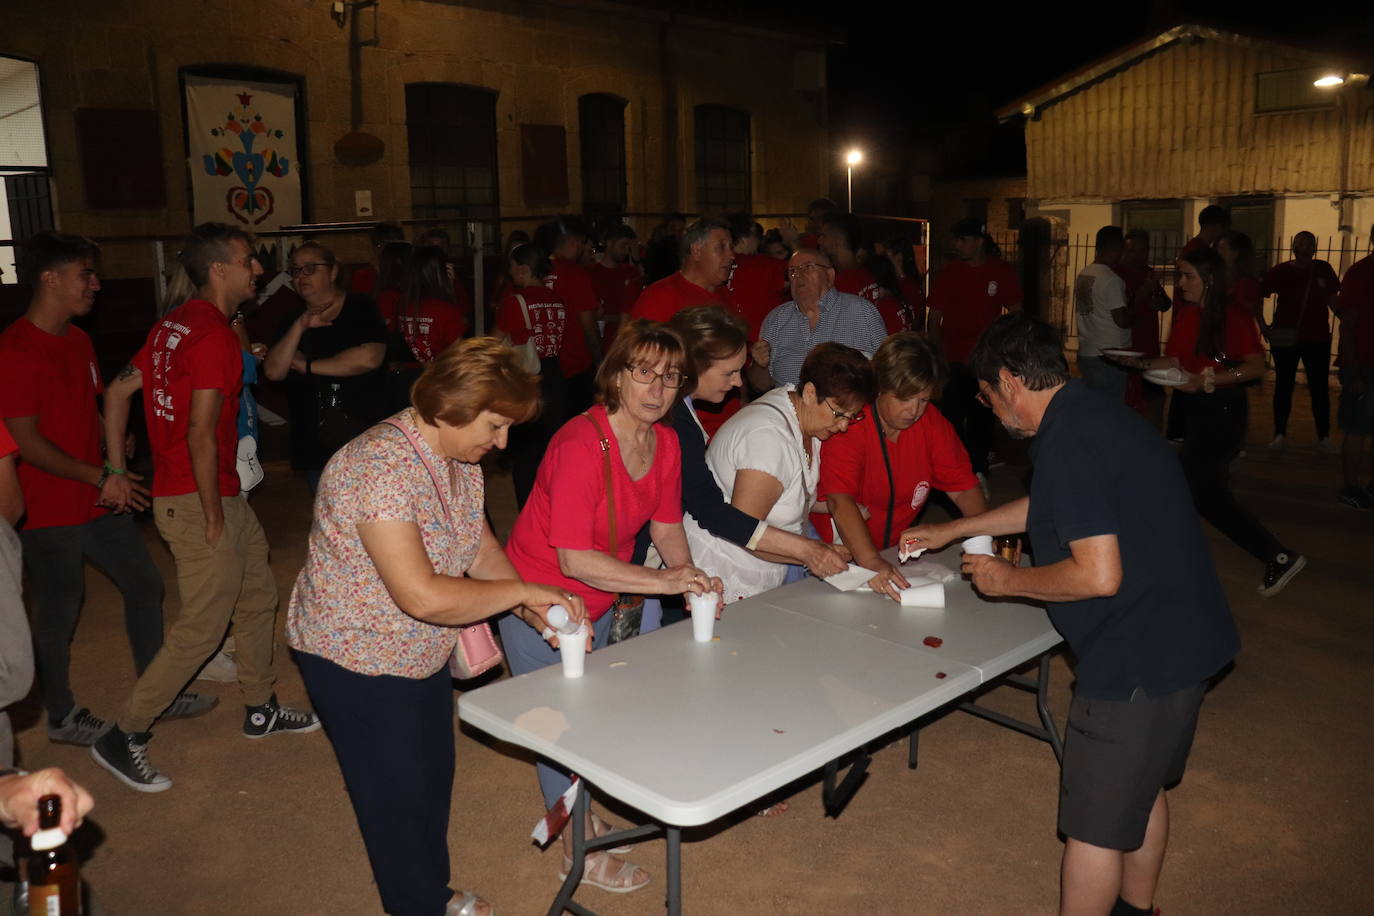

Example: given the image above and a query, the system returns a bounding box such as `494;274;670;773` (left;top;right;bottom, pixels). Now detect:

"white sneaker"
196;650;238;683
1267;435;1286;451
1317;438;1339;454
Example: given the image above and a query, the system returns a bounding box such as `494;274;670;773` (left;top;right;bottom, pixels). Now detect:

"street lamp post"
1314;72;1370;271
845;148;863;212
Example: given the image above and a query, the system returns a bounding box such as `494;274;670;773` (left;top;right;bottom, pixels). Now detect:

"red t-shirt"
927;258;1022;364
873;296;907;334
899;276;926;329
799;233;821;249
1165;303;1263;374
629;271;731;324
496;285;566;360
134;299;242;499
548;257;600;377
590;261;644;350
834;266;882;306
1114;264;1161;354
726;253;788;340
1228;276;1261;316
378;294;467;363
350;265;378;296
1262;260;1340;343
1338;254;1374;365
505;405;683;621
0;423;15;459
0;319;107;529
816;405;977;549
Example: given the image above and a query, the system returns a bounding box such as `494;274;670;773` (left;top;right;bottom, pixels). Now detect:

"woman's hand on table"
899;521;956;553
961;554;1017;597
803;540;851;578
864;558;912;603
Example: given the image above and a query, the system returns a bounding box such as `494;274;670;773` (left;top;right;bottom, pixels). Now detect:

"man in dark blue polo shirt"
905;314;1238;916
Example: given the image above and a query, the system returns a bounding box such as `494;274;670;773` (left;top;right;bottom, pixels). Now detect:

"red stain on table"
923;636;943;648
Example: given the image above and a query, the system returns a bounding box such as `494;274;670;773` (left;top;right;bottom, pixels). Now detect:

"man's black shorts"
1058;681;1207;851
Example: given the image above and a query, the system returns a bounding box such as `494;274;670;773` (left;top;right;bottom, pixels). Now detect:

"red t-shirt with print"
496;285;567;360
134;299;243;499
928;258;1022;364
378;293;467;363
590;261;643;350
0;319;108;529
1165;303;1263;374
548;257;600;377
816;405;977;549
834;266;882;306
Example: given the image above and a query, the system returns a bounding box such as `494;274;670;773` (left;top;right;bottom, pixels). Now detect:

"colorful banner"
185;74;301;230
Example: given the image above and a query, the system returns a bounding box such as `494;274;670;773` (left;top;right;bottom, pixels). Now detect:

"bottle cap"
30;826;67;852
546;605;580;636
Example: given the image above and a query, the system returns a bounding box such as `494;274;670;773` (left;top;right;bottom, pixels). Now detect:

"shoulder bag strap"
516;293;533;331
578;412;617;551
873;414;896;548
382;417;451;524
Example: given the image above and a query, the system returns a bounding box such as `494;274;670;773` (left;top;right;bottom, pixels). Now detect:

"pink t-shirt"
506;405;683;620
286;411;485;678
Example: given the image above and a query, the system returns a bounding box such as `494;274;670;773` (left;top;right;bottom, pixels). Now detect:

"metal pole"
469;221;485;337
846;166;853;212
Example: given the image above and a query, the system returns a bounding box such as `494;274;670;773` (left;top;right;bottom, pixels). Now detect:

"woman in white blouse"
685;342;876;602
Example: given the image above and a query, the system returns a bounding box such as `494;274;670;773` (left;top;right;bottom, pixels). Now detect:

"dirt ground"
5;384;1372;916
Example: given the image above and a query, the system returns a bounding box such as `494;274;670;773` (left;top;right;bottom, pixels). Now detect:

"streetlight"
1313;74;1345;88
845;148;863;212
1314;72;1369;270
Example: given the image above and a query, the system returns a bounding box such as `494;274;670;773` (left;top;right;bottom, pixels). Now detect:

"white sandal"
559;852;651;894
591;812;635;855
445;891;493;916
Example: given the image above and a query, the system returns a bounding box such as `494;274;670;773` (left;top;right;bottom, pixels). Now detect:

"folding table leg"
907;724;920;770
1035;652;1065;764
822;750;872;817
666;825;683;916
548;784;590;916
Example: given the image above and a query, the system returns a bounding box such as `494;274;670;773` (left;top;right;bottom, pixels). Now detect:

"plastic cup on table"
962;535;995;556
688;592;718;642
559;622;589;678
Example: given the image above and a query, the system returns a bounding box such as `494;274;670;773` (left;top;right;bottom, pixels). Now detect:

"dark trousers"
1177;390;1285;564
941;362;993;475
21;512;164;723
297;651;456;916
563;368;597;424
1271;341;1331;439
510;356;567;508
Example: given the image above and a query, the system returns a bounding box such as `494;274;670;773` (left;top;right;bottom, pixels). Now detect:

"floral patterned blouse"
286;409;485;678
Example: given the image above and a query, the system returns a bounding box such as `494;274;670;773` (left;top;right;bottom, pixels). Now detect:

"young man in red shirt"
1337;237;1374;509
536;216;602;419
588;223;643;350
927;217;1022;482
0;233;213;749
93;224;319;793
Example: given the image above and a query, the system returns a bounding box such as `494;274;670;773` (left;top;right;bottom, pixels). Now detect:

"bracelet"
0;767;27;780
103;462;126;477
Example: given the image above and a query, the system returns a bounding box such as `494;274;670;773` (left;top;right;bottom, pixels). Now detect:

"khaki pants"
119;493;278;732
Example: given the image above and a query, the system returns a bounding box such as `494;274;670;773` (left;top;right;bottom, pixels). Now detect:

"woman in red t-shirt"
389;246;468;364
496;243;569;507
1124;247;1304;596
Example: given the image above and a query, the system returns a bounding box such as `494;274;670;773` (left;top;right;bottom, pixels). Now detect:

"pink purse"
382;418;504;679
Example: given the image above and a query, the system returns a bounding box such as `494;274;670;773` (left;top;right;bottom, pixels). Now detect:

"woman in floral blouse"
287;338;584;916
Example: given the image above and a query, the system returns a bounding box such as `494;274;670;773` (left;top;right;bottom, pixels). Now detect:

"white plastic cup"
962;535;995;556
559;622;589;678
688;592;718;642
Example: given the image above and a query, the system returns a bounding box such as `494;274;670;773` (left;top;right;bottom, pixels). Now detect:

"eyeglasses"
288;261;332;278
786;263;830;279
626;364;685;389
976;385;996;408
825;398;864;423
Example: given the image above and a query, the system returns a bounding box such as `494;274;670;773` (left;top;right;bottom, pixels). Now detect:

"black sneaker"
243;694;321;739
91;726;172;793
1259;553;1307;597
162;692;219;720
1338;487;1374;511
47;706;109;746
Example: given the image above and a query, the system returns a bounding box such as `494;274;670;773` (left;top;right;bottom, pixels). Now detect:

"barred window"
694;105;750;213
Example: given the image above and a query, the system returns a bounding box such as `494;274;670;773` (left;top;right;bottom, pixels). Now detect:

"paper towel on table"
822;563;878;592
897;581;946;608
899;557;958;583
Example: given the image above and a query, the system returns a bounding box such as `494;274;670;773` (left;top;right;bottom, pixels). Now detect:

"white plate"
1101;348;1145;359
1143;367;1190;387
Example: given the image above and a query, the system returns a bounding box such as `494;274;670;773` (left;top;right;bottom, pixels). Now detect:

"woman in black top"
264;240;389;491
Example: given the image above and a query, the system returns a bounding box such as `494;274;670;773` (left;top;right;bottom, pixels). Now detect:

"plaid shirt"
761;287;888;386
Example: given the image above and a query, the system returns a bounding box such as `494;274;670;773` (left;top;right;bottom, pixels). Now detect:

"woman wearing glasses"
264;241;390;491
499;319;722;895
686;341;877;603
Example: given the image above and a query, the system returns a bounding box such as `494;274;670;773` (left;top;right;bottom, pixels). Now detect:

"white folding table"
458;556;1062;915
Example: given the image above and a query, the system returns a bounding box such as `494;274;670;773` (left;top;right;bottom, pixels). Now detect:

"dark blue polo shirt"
1026;381;1239;699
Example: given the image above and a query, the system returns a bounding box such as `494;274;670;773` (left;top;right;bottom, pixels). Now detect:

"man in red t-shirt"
725;211;788;340
93;224;320;794
537;216;602;418
0;232;188;749
927;218;1022;479
1337;243;1374;508
589;223;643;350
629;217;735;323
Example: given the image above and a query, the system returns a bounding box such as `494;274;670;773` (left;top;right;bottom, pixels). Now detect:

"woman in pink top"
500;320;723;895
287;339;585;916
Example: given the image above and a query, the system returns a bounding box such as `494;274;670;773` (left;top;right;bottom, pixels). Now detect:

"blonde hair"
872;332;946;399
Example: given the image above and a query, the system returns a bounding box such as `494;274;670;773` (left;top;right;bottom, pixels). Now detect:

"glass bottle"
27;794;81;916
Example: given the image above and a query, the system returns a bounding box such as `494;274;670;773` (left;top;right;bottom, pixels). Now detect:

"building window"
1122;199;1185;265
1219;196;1276;263
0;55;53;283
579;94;626;221
1007;198;1027;231
694;105;750;213
1255;69;1335;114
406;83;499;225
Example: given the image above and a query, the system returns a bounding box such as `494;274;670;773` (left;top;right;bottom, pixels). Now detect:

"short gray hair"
680;217;730;262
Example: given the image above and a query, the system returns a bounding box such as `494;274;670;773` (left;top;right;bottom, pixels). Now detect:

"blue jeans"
497;610;616;808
